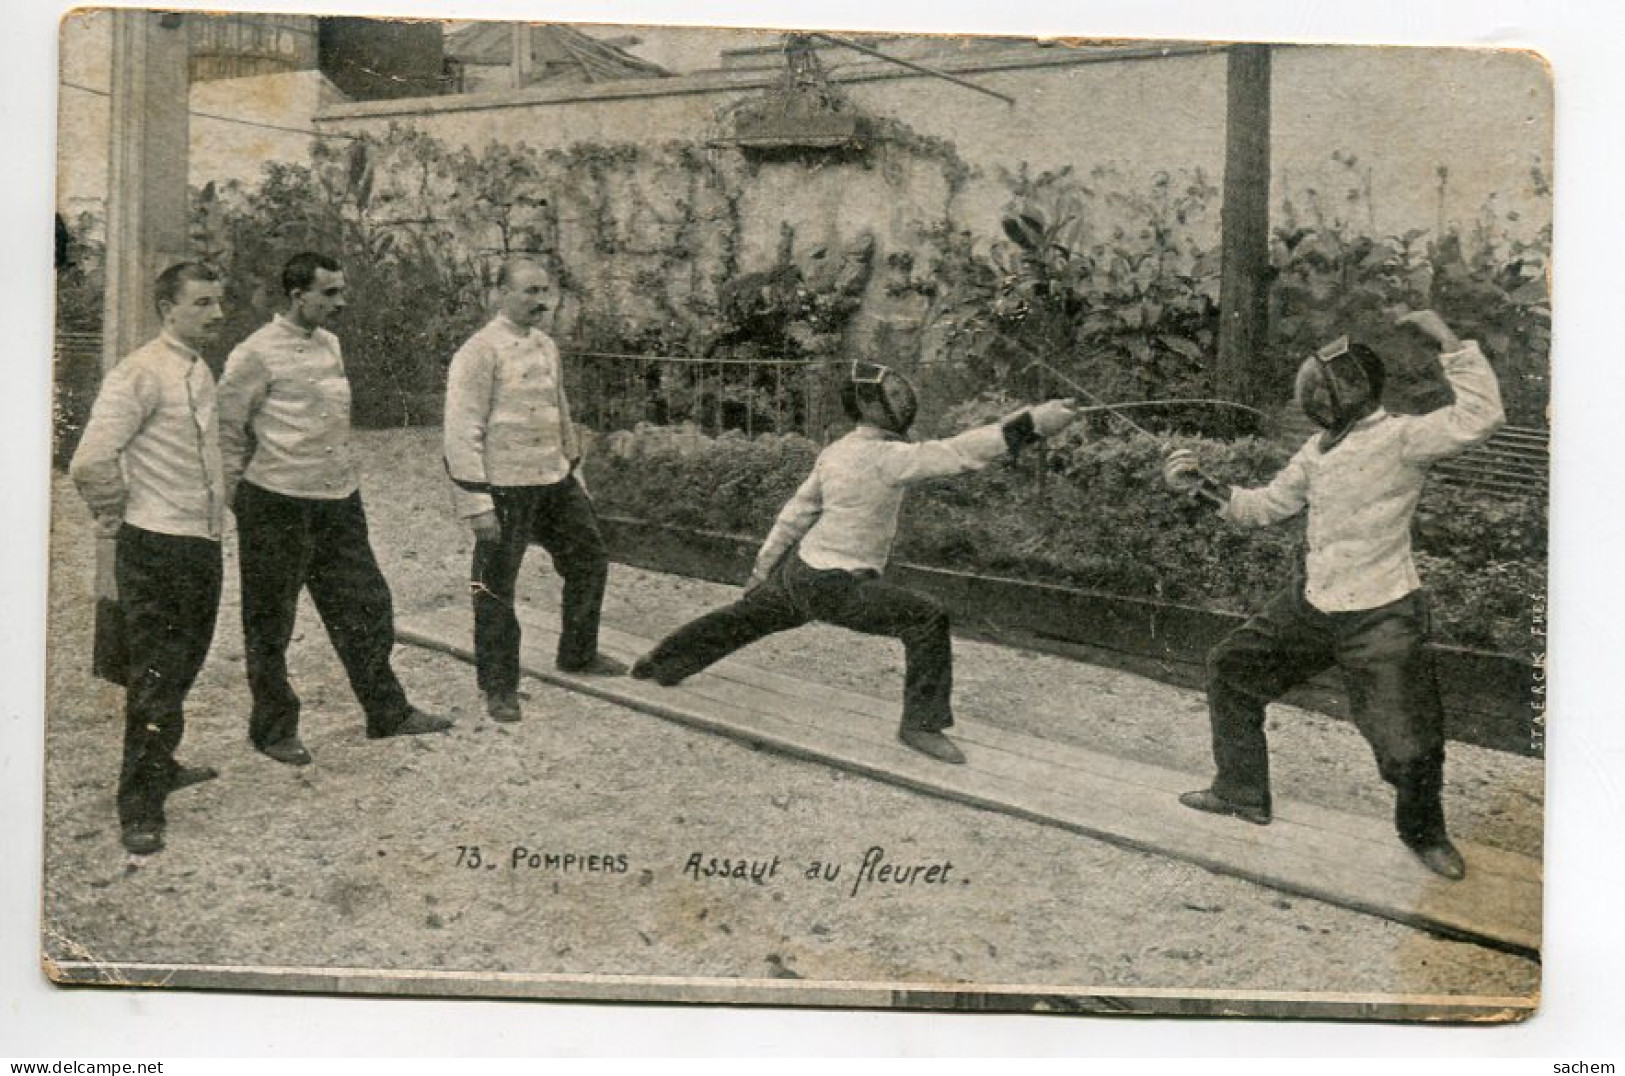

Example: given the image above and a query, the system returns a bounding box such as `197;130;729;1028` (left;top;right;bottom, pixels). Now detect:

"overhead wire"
58;78;359;140
992;332;1245;504
992;330;1269;439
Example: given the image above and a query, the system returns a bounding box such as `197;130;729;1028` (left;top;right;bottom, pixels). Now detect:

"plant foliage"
583;422;1545;656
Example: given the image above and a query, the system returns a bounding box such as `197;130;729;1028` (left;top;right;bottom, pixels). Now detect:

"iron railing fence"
561;349;840;443
51;328;1552;495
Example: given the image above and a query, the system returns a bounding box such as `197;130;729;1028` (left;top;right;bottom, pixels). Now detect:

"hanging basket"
729;110;868;150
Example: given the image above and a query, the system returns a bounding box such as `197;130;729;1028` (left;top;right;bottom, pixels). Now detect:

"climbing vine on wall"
190;118;970;429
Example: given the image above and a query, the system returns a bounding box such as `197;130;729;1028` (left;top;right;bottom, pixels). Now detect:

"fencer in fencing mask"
1295;335;1387;451
842;360;920;436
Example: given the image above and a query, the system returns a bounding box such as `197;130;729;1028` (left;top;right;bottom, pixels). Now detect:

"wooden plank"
397;605;1541;956
1435;460;1549;482
616;619;1539;897
1450;444;1549;462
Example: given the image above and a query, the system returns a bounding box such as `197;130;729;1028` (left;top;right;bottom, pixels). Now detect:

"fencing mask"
1294;335;1386;451
842;361;919;436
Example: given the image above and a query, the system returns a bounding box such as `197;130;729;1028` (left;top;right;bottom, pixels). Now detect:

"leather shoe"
899;728;966;764
121;823;164;856
485;692;522;723
258;737;312;766
560;654;628;677
629;657;684;686
169;764;219;791
1405;837;1467;881
370;707;453;739
1178;788;1272;826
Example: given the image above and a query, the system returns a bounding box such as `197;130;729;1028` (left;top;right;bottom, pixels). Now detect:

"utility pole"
511;23;533;89
1215;44;1272;412
101;9;191;373
94;10;191;649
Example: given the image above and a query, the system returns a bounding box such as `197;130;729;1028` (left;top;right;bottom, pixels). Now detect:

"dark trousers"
471;477;609;693
1206;580;1449;843
638;551;954;732
115;524;222;829
235;481;410;746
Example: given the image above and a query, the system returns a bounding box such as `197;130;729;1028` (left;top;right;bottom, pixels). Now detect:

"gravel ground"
41;428;1541;1006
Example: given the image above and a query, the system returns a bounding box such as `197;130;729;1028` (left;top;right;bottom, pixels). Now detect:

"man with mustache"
444;257;624;725
70;262;229;854
218;251;450;767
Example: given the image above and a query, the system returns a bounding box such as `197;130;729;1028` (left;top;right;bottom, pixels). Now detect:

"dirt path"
41;430;1541;1004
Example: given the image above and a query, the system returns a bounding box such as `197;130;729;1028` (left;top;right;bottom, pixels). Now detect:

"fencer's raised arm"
1394;311;1505;463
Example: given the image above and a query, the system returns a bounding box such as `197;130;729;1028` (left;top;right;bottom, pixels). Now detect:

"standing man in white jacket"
70;262;228;854
444;257;624;725
219;252;450;767
1164;310;1505;880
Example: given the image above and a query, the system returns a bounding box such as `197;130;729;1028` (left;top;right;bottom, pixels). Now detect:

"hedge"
580;422;1546;656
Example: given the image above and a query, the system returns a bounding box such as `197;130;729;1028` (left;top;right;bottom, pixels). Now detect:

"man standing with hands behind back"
444;257;624;726
70;262;229;855
218;252;450;767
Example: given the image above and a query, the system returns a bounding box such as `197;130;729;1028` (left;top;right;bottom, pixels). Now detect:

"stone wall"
316;42;1553;248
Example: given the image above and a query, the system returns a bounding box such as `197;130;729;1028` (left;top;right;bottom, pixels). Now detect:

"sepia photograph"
29;0;1575;1039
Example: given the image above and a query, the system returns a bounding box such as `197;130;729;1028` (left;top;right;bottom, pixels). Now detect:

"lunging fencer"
444;257;625;726
630;361;1079;764
1162;310;1504;880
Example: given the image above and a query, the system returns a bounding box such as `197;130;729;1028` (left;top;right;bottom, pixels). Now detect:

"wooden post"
95;10;191;658
101;9;191;373
1215;44;1272;411
511;23;533;88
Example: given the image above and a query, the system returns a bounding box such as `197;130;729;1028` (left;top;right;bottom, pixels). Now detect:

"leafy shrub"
582;423;1545;655
590;424;819;536
895;165;1233;434
52;212;107;466
195;144;487;429
896;154;1550;429
1269;159;1551;425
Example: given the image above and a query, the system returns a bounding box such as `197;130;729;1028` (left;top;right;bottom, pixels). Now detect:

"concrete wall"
316;42;1553;245
190;70;342;192
57;17;1551;250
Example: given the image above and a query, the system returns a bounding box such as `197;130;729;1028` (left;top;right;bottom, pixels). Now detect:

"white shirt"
443;315;581;518
218;315;357;501
755;422;1014;577
1221;342;1505;612
70;333;225;541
